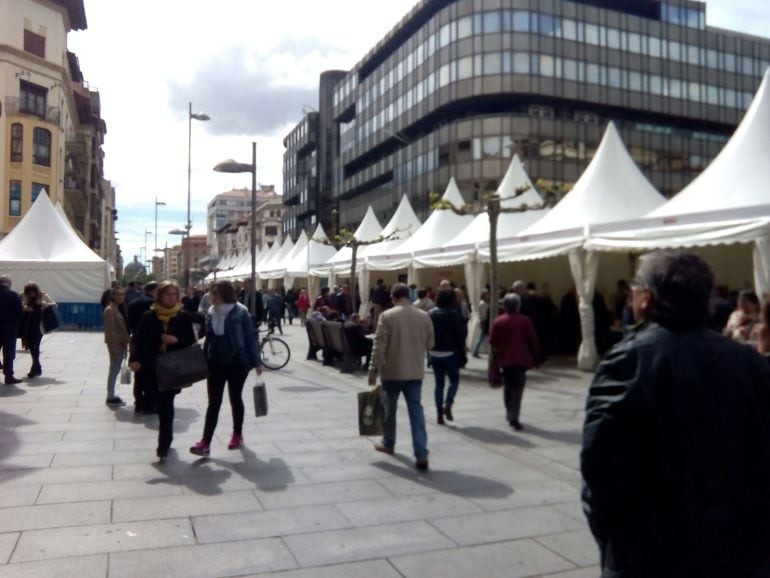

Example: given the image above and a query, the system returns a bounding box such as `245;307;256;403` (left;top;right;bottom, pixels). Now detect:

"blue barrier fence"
58;303;103;330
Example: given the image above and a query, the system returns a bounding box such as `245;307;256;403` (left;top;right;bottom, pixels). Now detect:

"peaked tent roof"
262;231;308;279
0;191;109;302
324;206;383;269
520;122;665;238
259;235;294;275
292;224;338;277
0;190;104;262
360;195;422;270
498;155;543;209
389;178;475;263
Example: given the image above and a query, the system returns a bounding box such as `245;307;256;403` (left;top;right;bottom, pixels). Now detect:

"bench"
306;318;325;361
321;320;357;373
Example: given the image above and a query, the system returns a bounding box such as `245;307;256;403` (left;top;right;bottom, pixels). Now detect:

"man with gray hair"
511;279;536;321
369;282;434;470
0;275;23;384
581;251;770;577
489;292;540;430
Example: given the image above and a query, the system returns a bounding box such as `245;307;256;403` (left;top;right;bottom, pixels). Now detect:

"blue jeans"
107;351;125;399
381;379;428;459
472;329;488;356
431;353;460;412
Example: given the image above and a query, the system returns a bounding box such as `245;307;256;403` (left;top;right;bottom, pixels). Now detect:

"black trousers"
27;334;42;374
501;365;527;424
157;389;178;453
0;333;16;378
134;369;157;413
202;363;249;443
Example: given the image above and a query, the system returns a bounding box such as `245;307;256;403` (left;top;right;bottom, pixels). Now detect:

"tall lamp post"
214;142;257;316
186;102;210;288
154;197;166;276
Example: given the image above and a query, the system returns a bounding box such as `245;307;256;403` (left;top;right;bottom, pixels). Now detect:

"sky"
64;0;769;267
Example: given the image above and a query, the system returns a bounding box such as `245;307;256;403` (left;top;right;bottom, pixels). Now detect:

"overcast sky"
65;0;769;267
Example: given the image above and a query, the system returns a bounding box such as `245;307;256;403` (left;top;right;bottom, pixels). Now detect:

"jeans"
502;365;527;424
381;379;428;459
0;332;16;379
472;329;488;356
202;363;249;443
431;353;460;412
106;350;125;399
157;389;178;453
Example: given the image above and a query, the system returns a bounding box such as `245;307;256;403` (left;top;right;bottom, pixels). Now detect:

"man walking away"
369;283;434;470
489;293;540;430
581;251;770;578
0;276;23;384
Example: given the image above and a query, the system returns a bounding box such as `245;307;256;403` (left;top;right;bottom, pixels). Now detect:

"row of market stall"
208;69;770;369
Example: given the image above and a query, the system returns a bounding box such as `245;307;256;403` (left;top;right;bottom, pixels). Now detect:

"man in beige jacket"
369;282;435;470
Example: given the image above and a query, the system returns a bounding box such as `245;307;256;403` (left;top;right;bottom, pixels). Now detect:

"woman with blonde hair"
129;281;196;461
21;283;54;378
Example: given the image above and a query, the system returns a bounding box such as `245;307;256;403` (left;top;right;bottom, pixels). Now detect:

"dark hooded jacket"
581;322;770;578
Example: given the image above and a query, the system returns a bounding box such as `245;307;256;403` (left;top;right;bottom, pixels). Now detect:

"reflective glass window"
688;82;701;101
484;53;502;75
9;180;21;216
473;138;482;160
539;14;556;36
707;85;718;105
502;11;512;32
482;137;501;158
669;78;682;98
607;28;620;49
608;67;622;88
439;63;450;87
562;18;577;41
629;71;642;91
513;52;529;73
585;23;599;45
724;53;736;72
458;56;473;79
587;63;600;84
439;23;451;48
484;11;501;34
650;75;663;95
539;55;554;77
502;52;512;73
687;45;700;65
706;49;718;68
458;16;473;39
628;33;642;53
512;11;529;32
668;41;681;62
741;56;754;76
649;37;661;58
564;59;578;81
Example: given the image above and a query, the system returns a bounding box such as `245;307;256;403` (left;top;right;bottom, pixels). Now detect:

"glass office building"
284;0;770;236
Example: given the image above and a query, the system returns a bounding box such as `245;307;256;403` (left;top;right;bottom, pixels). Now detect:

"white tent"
0;190;110;302
360;194;422;272
288;224;338;297
259;235;294;278
220;250;255;282
316;206;383;279
261;231;308;281
586;69;770;296
498;123;667;369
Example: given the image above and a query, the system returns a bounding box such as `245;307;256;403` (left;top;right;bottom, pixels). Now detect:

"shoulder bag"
156;342;209;391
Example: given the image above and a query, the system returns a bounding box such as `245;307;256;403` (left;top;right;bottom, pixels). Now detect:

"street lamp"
214;142;257;316
186;102;210;289
154;197;166;275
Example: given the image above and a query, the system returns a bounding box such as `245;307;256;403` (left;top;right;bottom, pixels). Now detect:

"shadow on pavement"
146;450;233;496
0;384;27;397
448;425;535;448
111;406;200;434
521;424;583;446
372;459;513;499
0;411;36;481
23;377;62;387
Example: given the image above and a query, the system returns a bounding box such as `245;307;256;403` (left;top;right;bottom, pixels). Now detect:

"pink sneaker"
189;440;210;457
227;434;243;450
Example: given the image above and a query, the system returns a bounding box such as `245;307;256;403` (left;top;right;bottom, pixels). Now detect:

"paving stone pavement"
0;327;600;577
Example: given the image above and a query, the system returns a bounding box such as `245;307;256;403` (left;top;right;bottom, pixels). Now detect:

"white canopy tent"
359;194;422;272
586;69;770;296
315;206;383;289
258;235;294;279
261;231;308;282
0;190;110;302
498;123;667;369
287;224;338;297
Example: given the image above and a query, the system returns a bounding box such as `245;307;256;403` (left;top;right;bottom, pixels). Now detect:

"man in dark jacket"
581;251;770;578
126;281;158;413
0;276;23;384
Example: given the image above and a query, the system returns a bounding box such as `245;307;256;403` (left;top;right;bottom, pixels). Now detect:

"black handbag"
156;342;209;391
42;304;60;334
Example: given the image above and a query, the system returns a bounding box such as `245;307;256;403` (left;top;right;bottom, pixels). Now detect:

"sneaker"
4;377;22;385
106;397;125;406
189;440;210;457
227;434;243;450
374;441;394;455
416;457;429;471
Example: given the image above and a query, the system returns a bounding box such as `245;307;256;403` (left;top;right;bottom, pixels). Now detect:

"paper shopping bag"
253;381;268;417
358;385;387;436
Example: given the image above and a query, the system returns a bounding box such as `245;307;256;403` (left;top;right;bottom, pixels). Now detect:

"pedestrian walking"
127;281;158;413
297;288;309;326
284;288;297;325
20;283;54;379
581;251;770;578
0;275;23;385
489;292;540;430
265;288;284;334
471;290;491;357
429;289;467;424
129;281;196;462
190;281;262;457
103;286;129;406
368;282;434;470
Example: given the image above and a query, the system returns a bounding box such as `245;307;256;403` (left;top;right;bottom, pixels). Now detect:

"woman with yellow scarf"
129;281;196;461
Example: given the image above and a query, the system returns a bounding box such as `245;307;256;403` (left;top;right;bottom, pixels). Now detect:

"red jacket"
489;311;540;370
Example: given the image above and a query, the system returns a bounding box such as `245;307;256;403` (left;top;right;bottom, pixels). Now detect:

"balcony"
4;97;60;124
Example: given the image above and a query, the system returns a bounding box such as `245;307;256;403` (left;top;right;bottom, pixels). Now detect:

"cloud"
167;44;331;136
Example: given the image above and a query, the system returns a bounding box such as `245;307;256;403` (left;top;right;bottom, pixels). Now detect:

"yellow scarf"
151;302;182;331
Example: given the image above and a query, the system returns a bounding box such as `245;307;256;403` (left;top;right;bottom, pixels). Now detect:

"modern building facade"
283;0;770;234
0;0;116;268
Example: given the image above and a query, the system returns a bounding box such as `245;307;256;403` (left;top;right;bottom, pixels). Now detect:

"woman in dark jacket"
190;280;262;457
129;281;195;462
21;283;54;378
428;288;467;424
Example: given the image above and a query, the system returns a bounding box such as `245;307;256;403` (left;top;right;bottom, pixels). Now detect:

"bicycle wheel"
260;336;291;370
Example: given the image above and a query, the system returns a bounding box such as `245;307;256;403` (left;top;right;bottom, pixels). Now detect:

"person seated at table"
344;313;373;369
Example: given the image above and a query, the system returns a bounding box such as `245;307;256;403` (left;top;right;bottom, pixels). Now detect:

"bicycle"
259;328;291;370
